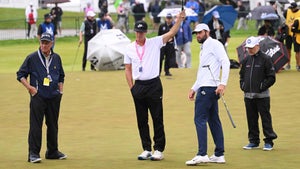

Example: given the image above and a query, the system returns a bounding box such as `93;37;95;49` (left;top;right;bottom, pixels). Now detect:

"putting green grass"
0;36;299;169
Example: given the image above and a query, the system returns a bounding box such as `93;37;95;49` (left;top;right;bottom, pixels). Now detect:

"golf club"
71;44;81;72
203;65;236;128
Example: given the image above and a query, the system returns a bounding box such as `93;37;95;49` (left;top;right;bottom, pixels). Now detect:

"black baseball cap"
166;13;172;19
291;2;297;8
134;21;148;32
44;13;52;19
40;33;53;42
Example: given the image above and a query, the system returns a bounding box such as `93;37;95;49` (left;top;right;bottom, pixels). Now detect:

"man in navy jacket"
17;33;66;163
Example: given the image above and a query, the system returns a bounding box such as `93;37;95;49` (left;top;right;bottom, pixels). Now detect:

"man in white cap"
239;36;277;151
186;23;230;166
79;11;97;71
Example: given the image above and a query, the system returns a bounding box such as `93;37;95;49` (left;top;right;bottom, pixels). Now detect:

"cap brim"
134;29;147;32
245;44;256;48
40;38;52;42
192;29;205;34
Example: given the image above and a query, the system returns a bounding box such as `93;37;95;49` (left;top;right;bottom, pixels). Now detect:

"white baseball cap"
192;23;210;34
87;11;96;17
212;11;220;19
245;36;260;48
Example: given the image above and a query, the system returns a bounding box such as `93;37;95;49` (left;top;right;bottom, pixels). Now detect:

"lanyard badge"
135;41;145;73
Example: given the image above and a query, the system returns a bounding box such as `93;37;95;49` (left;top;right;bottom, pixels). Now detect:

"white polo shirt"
124;36;164;80
191;37;230;91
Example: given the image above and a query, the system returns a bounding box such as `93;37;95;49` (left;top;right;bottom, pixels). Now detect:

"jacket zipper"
249;57;255;93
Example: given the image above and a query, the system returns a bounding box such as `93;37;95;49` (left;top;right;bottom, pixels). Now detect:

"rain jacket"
16;48;65;99
239;50;276;99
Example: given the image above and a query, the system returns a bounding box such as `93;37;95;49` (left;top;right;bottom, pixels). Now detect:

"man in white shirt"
186;23;230;165
124;10;186;161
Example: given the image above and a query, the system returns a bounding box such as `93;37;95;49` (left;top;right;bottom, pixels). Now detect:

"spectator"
25;2;37;39
50;3;63;36
26;9;37;39
79;11;97;71
97;12;114;31
37;14;57;46
149;0;162;32
121;0;131;33
258;20;275;37
256;2;263;29
98;0;108;14
116;2;127;33
283;2;300;70
207;11;224;44
84;2;94;20
158;13;176;76
175;17;192;68
198;0;206;23
185;0;199;29
291;17;300;71
237;0;248;30
132;0;146;23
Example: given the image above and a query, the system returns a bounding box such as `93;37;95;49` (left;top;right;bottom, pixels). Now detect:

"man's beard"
197;34;208;44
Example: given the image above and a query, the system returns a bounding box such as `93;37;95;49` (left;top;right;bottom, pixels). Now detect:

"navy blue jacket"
17;48;65;99
175;20;192;46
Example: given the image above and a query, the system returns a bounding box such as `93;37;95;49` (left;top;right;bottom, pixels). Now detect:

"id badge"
43;78;50;86
139;66;143;72
47;75;52;82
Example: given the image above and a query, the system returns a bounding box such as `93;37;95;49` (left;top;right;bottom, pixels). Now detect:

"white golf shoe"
185;155;210;166
150;150;164;161
137;150;152;160
209;154;226;163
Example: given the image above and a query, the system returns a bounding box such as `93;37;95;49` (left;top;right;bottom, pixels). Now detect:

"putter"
203;65;236;128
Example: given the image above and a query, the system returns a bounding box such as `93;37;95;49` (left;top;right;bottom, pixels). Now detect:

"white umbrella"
158;7;198;17
87;29;131;70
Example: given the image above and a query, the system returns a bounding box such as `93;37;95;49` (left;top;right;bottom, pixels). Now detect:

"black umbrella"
219;0;237;8
266;0;289;4
236;36;289;72
250;6;276;20
43;0;70;4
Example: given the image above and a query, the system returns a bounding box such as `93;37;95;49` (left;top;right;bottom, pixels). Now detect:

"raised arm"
162;10;186;44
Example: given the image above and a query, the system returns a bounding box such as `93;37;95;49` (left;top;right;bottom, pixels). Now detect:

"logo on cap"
134;21;147;32
40;33;52;42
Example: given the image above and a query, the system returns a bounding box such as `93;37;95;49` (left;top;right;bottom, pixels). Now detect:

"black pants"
82;38;95;71
28;94;62;156
27;23;31;37
131;77;166;152
244;97;277;146
160;44;176;74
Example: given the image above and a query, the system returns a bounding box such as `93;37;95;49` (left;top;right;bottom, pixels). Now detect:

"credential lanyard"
38;50;52;76
135;41;145;64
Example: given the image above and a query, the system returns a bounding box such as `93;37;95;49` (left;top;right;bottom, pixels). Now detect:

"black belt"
135;77;159;85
